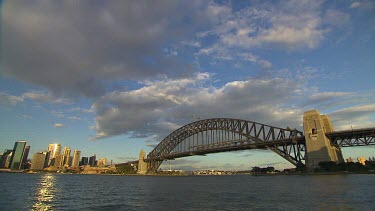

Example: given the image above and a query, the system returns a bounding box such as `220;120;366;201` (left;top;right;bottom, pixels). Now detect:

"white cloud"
22;91;72;105
329;104;375;130
196;46;273;69
198;1;327;51
91;68;375;141
17;115;32;119
330;104;375;118
68;116;82;121
66;107;93;114
259;24;324;49
307;92;353;103
180;40;201;48
0;92;24;106
324;9;350;27
93;73;305;140
54;123;64;128
350;1;375;10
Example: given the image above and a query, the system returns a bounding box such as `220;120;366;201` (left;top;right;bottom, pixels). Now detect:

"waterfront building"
68;156;73;166
21;145;30;169
357;157;366;165
47;144;62;166
9;141;27;170
89;155;96;167
97;157;107;167
0;150;13;168
30;152;47;171
62;147;71;166
43;151;50;168
81;157;89;166
71;150;81;167
53;154;63;168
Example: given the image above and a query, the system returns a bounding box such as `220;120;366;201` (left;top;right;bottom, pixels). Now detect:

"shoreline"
1;169;375;176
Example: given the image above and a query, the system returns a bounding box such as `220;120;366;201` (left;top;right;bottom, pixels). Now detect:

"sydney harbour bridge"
129;110;375;173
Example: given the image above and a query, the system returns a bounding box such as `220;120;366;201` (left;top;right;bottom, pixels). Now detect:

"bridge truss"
326;127;375;147
147;118;305;173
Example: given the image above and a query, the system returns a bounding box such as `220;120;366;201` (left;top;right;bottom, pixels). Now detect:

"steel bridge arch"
147;118;306;172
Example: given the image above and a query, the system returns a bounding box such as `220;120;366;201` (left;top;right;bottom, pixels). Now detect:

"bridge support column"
137;149;148;174
303;110;344;170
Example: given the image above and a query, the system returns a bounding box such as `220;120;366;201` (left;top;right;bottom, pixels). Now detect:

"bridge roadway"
122;126;375;171
146;127;375;162
326;127;375;147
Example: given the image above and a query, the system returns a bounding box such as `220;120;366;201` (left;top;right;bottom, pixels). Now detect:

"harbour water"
1;173;374;210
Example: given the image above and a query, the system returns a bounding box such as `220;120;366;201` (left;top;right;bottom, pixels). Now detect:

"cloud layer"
2;1;345;98
2;1;226;97
92;72;299;140
1;0;374;145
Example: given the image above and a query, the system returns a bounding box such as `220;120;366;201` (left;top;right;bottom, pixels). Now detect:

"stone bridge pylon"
303;110;344;169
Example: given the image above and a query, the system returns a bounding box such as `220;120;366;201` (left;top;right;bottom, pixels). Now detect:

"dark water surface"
0;173;374;210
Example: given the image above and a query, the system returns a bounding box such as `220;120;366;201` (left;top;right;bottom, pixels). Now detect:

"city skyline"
1;1;375;170
0;140;109;171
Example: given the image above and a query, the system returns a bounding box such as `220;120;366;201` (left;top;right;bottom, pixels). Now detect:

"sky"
1;0;374;171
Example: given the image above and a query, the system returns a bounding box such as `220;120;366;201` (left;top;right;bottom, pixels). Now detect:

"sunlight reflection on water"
32;174;57;211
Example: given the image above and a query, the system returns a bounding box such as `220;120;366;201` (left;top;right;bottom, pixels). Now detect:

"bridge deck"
326;127;375;147
127;128;375;166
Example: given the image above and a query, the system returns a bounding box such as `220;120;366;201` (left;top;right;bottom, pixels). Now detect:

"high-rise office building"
9;141;27;170
47;144;62;166
21;145;30;169
30;152;47;171
89;155;96;167
53;154;63;168
71;150;81;167
62;147;71;166
43;151;51;168
5;151;13;168
68;156;73;166
81;157;89;166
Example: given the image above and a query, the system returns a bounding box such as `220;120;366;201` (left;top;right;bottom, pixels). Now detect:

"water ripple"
0;174;374;210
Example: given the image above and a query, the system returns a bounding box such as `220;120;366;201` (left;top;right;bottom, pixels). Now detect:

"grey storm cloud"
2;1;226;97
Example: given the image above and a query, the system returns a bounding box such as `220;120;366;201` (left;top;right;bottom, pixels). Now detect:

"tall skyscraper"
5;151;13;168
43;151;51;168
53;154;63;169
30;152;47;171
71;150;81;167
21;145;30;169
89;155;96;167
68;156;73;166
47;144;62;166
62;147;71;166
9;141;27;170
81;157;89;166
